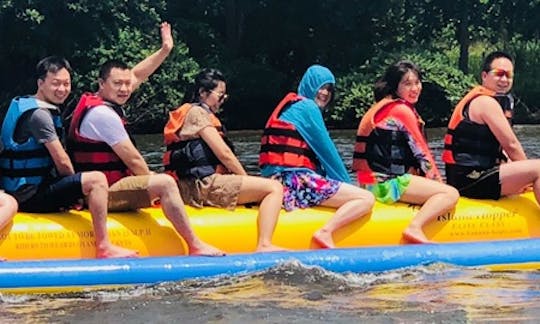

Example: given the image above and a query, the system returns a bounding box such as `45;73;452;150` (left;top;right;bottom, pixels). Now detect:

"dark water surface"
2;126;540;323
141;126;540;176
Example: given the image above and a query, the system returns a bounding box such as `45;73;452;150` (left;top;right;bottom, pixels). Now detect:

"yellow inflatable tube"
0;192;539;260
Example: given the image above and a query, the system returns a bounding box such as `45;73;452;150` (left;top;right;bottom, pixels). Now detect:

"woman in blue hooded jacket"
259;65;375;248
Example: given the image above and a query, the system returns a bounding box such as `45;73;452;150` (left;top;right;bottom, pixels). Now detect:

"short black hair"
99;60;129;81
482;51;514;72
36;56;72;80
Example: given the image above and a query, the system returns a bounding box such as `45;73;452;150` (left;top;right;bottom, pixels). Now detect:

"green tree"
1;0;538;130
0;0;200;133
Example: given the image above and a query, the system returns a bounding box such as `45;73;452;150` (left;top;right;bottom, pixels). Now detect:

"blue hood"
297;65;335;100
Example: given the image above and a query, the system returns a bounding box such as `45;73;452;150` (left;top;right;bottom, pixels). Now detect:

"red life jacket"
352;98;422;184
259;93;318;170
67;92;130;185
442;86;503;169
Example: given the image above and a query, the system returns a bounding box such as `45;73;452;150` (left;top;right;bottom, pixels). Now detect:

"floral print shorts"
273;170;341;211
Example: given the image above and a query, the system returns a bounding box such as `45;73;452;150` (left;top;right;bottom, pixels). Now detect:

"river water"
2;126;540;323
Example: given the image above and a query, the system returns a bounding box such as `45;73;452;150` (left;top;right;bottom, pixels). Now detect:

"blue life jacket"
0;96;62;193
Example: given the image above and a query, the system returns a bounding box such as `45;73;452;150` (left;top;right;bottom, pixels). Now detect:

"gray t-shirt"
14;102;60;145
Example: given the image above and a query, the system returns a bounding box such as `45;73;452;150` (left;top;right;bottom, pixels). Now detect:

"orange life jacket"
442;86;503;169
163;103;231;179
258;93;318;170
352;98;422;184
67;92;130;186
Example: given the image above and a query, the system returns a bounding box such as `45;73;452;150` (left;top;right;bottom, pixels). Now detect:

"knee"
151;173;179;192
0;193;18;215
354;188;375;208
347;187;375;209
84;171;108;189
444;185;460;205
268;179;283;196
363;190;376;207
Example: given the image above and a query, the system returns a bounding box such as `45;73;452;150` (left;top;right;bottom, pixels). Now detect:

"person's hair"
99;60;129;81
481;51;514;73
373;60;422;102
182;68;226;104
35;56;72;80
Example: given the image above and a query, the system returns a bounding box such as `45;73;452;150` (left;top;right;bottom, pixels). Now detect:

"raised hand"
130;21;174;90
160;22;174;53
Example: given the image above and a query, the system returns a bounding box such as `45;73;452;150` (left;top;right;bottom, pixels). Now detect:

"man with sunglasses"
443;51;540;207
67;23;224;256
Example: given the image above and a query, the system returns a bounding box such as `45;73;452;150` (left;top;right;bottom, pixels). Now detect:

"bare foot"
189;242;226;256
0;256;6;262
402;227;431;244
312;229;335;249
255;244;288;253
97;244;139;259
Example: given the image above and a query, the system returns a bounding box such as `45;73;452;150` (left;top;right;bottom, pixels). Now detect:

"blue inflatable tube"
1;238;540;291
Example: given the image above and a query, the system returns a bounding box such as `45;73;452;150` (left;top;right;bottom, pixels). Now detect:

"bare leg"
237;176;287;252
500;159;540;205
0;192;17;229
0;192;17;261
400;175;459;243
316;183;375;248
82;172;139;258
147;174;224;256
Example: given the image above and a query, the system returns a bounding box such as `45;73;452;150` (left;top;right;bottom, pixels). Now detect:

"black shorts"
18;173;84;212
445;164;501;200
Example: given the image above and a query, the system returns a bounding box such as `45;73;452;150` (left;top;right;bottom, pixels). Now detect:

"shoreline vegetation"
1;1;538;134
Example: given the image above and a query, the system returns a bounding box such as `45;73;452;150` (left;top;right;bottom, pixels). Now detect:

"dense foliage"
331;51;478;128
1;0;538;132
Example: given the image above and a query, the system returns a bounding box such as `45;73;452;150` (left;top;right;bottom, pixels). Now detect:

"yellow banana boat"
1;191;539;261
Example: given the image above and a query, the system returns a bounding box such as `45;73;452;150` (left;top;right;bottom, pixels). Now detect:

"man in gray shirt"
0;56;138;258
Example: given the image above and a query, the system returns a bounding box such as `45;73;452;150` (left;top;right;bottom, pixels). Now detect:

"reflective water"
3;263;540;323
2;126;540;323
141;126;540;176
